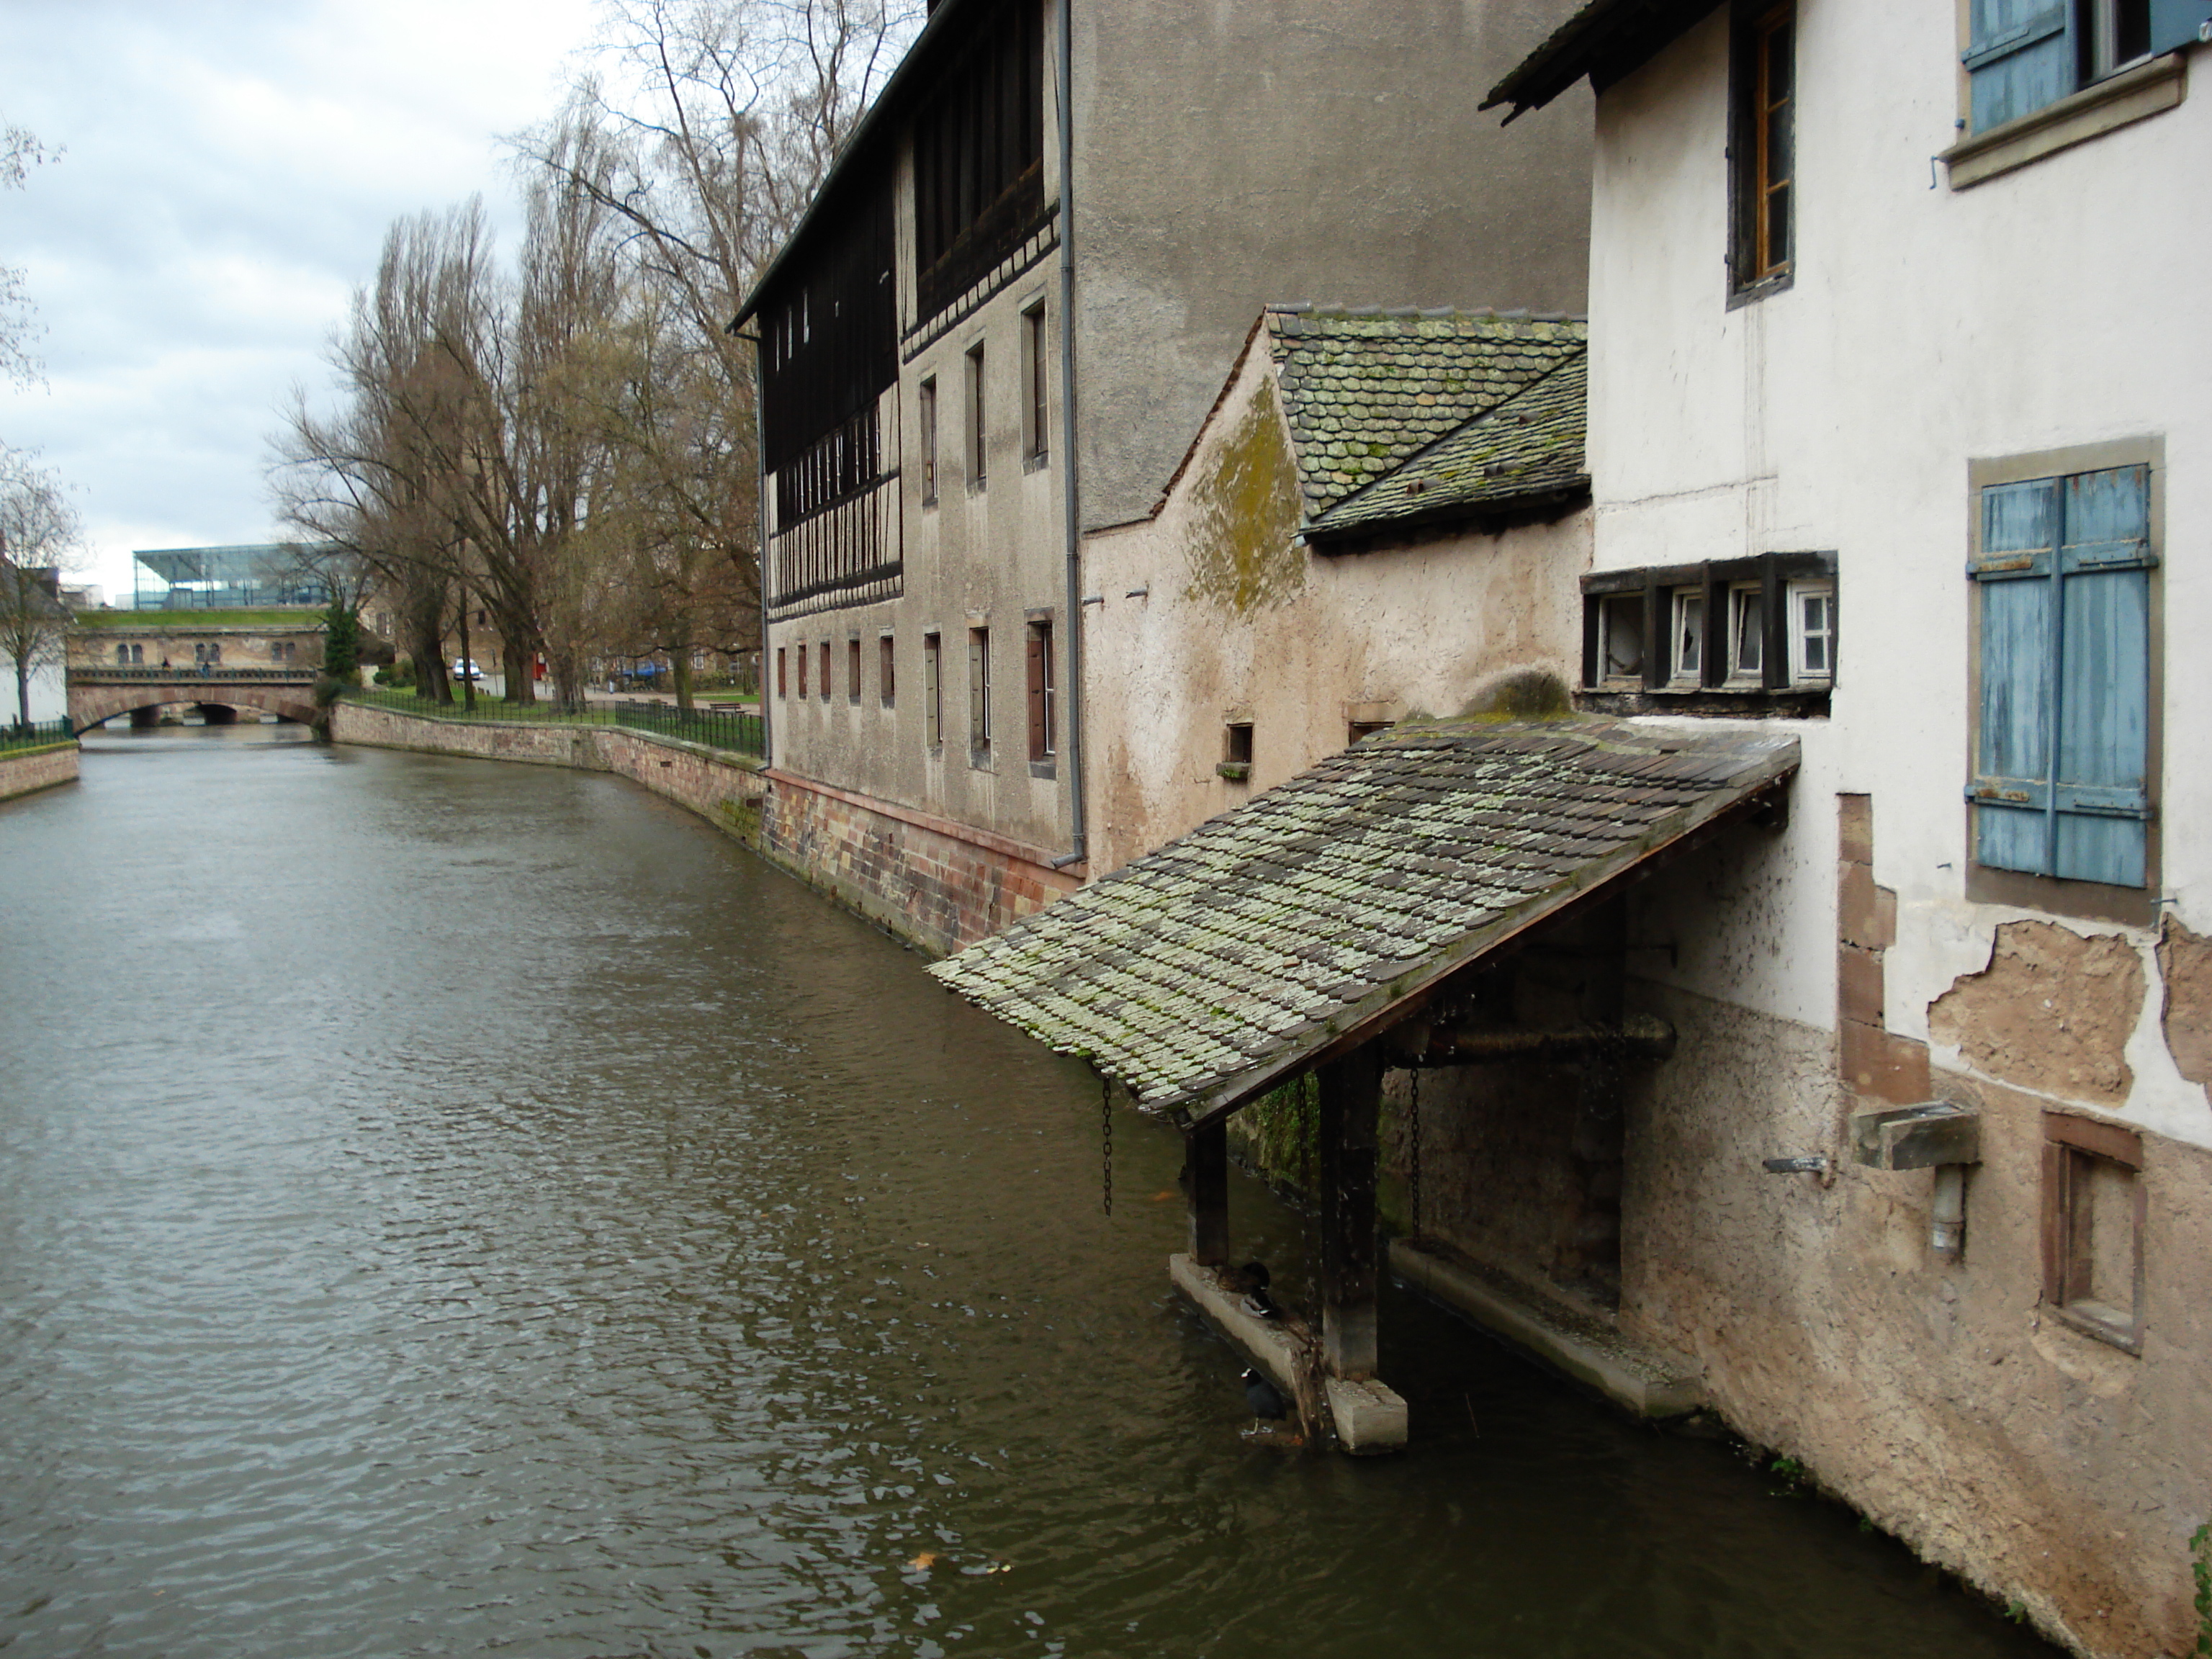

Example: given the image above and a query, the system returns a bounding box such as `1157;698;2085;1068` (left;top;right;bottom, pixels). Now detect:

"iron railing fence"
343;688;765;760
0;717;76;754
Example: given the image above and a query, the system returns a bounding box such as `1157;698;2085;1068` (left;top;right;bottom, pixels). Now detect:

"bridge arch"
69;683;321;732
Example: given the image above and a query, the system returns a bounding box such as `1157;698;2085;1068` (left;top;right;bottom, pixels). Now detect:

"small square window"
1599;593;1645;683
1671;588;1704;684
2041;1113;2144;1352
1348;719;1393;744
1789;578;1834;684
1220;721;1254;782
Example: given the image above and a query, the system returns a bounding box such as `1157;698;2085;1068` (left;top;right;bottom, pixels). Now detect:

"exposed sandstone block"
1929;921;2141;1105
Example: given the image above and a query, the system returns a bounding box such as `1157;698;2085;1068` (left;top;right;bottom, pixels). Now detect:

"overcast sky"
1;0;604;603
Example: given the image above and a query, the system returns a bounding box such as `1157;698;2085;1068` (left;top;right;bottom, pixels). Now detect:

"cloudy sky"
1;0;606;603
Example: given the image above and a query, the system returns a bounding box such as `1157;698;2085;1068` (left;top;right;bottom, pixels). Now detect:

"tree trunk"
672;647;694;711
14;657;30;731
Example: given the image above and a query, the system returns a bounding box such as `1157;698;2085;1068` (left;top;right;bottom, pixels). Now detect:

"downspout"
1050;0;1086;873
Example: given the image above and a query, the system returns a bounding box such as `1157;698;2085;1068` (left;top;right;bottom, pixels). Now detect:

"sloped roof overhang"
931;719;1799;1133
1482;0;1723;122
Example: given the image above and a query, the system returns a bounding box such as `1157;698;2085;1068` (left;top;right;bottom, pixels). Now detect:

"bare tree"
1;119;59;390
0;447;84;728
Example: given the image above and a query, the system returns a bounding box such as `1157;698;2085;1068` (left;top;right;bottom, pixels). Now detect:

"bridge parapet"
70;665;318;685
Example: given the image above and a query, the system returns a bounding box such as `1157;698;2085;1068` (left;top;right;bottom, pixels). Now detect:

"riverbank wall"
331;701;768;840
0;741;80;803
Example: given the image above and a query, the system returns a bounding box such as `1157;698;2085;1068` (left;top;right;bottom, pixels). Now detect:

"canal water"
0;729;2053;1659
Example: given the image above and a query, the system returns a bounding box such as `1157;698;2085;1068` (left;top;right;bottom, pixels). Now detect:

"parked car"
451;660;483;682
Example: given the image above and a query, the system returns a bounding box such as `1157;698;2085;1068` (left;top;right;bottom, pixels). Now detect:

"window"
1730;3;1793;294
1025;619;1054;763
132;644;144;664
777;646;788;698
114;644;128;665
1021;302;1048;465
1582;552;1836;712
847;637;862;701
1348;720;1393;744
1598;591;1645;683
797;641;809;698
879;634;896;707
968;626;991;751
1671;588;1704;683
923;631;942;747
966;342;987;486
1789;579;1834;683
819;640;832;701
1970;457;2154;898
1964;0;2189;134
1219;721;1254;783
919;378;938;504
2041;1112;2144;1352
1726;583;1765;683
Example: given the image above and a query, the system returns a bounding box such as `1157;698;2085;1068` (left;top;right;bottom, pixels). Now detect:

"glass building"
131;544;335;611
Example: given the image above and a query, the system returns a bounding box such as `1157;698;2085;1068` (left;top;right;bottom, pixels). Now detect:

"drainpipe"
1049;0;1086;873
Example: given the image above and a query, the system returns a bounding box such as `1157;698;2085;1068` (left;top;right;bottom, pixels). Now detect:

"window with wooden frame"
1021;300;1048;467
919;377;939;505
1964;0;2195;135
848;637;862;701
1730;2;1794;299
819;640;832;701
879;634;896;707
1581;552;1836;715
1969;449;2156;917
968;626;992;753
923;631;942;747
776;647;788;698
796;641;808;698
1025;618;1054;765
2041;1112;2144;1352
966;341;987;487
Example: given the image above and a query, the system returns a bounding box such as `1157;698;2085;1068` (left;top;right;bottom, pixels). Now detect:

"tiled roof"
1267;307;1586;518
1307;351;1588;541
930;719;1799;1126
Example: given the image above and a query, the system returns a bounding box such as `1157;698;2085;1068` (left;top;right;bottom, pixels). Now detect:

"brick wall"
0;742;79;803
760;769;1079;958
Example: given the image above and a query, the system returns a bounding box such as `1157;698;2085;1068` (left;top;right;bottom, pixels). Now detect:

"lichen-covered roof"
1306;351;1588;542
1267;307;1586;518
930;719;1798;1126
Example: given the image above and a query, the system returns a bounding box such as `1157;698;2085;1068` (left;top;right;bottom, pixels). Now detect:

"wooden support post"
1318;1043;1382;1380
1187;1118;1229;1267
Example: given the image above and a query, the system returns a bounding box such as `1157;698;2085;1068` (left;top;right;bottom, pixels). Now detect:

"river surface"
0;728;2054;1659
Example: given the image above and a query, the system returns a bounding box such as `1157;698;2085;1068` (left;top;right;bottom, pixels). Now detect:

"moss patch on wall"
1183;377;1305;616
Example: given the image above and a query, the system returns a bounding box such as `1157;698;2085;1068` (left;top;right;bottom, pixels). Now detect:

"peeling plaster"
1928;920;2142;1106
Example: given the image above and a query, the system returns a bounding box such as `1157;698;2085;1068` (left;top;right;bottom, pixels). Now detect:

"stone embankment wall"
0;742;80;803
330;702;766;840
760;768;1080;957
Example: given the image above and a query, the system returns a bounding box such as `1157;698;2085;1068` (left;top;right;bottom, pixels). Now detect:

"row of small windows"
775;619;1057;765
1584;553;1835;696
917;302;1050;503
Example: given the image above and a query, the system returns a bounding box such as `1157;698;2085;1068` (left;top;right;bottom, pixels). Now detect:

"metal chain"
1408;1065;1422;1242
1101;1075;1113;1218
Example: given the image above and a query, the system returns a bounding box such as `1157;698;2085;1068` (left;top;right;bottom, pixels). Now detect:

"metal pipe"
1053;0;1087;872
1931;1164;1966;1259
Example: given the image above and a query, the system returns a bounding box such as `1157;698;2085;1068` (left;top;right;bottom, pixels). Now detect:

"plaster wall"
1073;0;1593;530
1082;338;1591;873
1588;10;2212;1151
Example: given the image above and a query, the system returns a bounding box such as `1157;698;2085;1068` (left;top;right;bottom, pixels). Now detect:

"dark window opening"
819;641;832;701
1022;302;1048;464
919;378;939;503
880;635;896;706
2041;1112;2144;1352
777;647;788;698
1219;722;1254;782
968;627;992;750
924;631;943;747
848;637;863;701
966;342;988;485
1025;619;1053;761
1581;552;1835;714
912;0;1047;323
1730;3;1794;296
1348;719;1393;744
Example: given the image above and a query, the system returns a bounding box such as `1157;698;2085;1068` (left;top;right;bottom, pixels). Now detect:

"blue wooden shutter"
1964;0;2073;131
1972;478;2057;874
2053;466;2152;886
1971;467;2152;887
2149;0;2212;56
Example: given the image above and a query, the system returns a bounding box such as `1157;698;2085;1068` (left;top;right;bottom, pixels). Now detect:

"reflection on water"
0;729;2051;1658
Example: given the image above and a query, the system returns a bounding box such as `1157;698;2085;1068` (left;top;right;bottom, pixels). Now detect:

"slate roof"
930;718;1798;1127
1267;307;1586;519
1305;352;1588;542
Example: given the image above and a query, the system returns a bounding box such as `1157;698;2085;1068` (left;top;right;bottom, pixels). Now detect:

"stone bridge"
68;667;321;731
